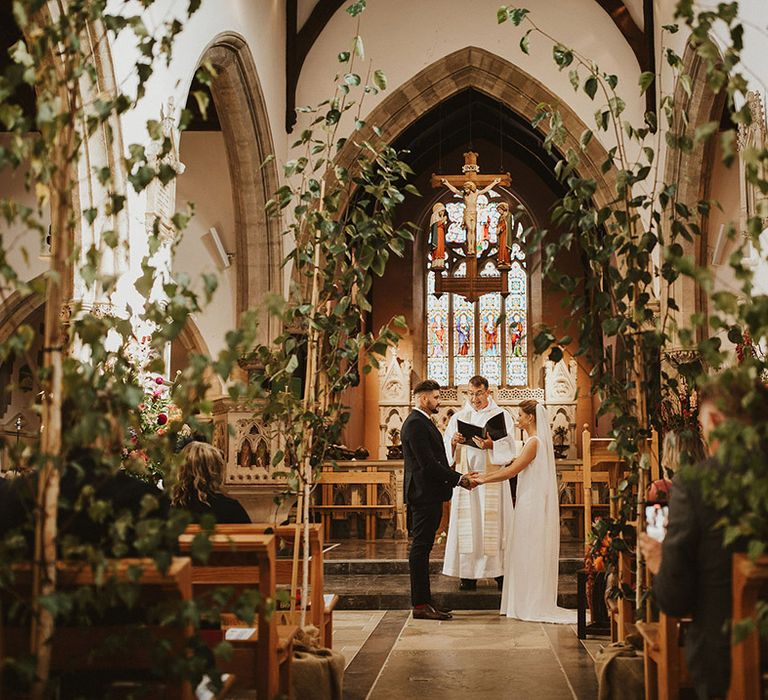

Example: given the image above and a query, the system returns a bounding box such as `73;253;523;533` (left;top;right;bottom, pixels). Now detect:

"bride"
472;399;576;624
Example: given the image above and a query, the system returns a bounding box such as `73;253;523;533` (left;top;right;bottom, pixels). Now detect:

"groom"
401;379;476;620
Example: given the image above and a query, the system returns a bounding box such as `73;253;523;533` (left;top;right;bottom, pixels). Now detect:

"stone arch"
170;316;224;397
0;286;45;346
192;33;282;342
663;40;726;335
340;48;607;386
336;46;615;210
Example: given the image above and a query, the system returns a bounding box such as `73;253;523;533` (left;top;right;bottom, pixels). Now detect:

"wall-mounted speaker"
202;226;233;270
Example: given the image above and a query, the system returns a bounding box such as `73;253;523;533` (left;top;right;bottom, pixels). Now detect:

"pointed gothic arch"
663;40;727;333
335;46;616;211
189;33;282;343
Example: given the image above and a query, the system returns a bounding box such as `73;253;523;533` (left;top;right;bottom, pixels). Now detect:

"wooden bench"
184;523;338;648
637;612;692;699
1;558;198;699
178;532;296;700
314;466;396;540
729;553;768;700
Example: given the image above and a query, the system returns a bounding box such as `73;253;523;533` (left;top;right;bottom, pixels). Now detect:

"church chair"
313;465;395;540
581;424;624;545
636;612;692;700
1;557;196;699
728;553;768;700
184;522;338;648
177;532;295;700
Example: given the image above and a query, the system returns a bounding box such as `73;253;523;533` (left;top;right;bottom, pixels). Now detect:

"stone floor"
323;539;582;611
338;609;603;700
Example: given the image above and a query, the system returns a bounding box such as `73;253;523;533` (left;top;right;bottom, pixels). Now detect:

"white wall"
0;135;50;288
174;131;236;356
105;0;288;323
295;0;644;155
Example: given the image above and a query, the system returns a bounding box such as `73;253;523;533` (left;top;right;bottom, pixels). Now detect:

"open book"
457;411;507;443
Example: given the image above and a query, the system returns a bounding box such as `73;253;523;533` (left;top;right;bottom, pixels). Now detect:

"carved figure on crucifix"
440;178;500;253
429;202;448;270
496;201;514;269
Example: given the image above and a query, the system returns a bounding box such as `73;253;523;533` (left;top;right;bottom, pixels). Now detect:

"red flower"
157;413;168;425
155;376;164;385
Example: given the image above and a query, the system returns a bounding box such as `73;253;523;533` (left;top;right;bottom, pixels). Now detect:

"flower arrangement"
123;336;189;481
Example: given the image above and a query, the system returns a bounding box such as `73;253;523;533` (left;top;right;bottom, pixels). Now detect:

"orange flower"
594;556;604;572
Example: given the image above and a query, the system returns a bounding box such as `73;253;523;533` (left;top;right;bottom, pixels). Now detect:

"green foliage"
0;1;271;694
496;0;768;631
250;10;415;508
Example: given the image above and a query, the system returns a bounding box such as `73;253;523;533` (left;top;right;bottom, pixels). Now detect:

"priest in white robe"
442;375;516;590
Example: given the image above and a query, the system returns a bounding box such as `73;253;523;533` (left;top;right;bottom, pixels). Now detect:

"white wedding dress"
500;404;576;623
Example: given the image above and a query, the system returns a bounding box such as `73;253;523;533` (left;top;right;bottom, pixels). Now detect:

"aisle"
340;610;599;700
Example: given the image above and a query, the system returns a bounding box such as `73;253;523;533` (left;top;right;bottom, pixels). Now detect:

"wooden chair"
314;465;396;540
636;612;692;700
558;464;609;541
728;553;768;700
1;558;196;699
184;523;338;649
177;532;296;700
582;426;659;642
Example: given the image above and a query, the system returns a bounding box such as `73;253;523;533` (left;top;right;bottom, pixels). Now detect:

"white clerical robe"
442;399;516;579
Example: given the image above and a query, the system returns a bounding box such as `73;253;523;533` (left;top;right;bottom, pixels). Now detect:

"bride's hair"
519;399;538;420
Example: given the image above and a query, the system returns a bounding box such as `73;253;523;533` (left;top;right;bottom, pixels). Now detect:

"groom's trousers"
408;501;443;606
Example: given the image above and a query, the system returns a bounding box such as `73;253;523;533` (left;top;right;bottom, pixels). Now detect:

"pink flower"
153;390;162;398
157;413;168;425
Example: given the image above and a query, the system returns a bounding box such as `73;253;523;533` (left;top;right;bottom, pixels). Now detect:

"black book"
457;412;507;443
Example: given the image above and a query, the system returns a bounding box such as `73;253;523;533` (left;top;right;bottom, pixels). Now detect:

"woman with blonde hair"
472;399;575;623
172;441;250;523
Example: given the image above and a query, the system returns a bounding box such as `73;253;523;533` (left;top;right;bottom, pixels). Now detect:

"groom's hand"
458;474;474;490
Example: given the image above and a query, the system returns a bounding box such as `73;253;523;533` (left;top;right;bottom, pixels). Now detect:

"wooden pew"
1;558;197;699
178;532;296;700
636;612;692;700
184;523;338;648
314;465;396;540
728;553;768;700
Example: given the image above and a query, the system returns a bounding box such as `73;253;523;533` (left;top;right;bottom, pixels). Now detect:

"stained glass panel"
443;192;501;254
426;195;529;387
426;270;449;386
479;292;502;386
505;260;528;386
453;294;475;385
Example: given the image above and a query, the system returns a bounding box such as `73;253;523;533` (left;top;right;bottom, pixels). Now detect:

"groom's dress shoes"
413;604;452;620
431;601;453;614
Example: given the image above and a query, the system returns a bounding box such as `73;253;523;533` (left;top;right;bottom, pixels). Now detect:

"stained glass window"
426;270;449;387
425;193;529;387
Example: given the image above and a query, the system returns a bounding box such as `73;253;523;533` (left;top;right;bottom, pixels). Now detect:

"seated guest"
0;448;170;557
640;377;762;700
172;441;250;523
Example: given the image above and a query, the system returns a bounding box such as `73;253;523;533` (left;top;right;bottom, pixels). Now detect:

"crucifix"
430;151;512;302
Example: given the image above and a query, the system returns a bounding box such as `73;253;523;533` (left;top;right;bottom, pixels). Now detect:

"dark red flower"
157;413;168;425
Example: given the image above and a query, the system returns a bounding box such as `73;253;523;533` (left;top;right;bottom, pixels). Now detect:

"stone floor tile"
368;648;575;699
